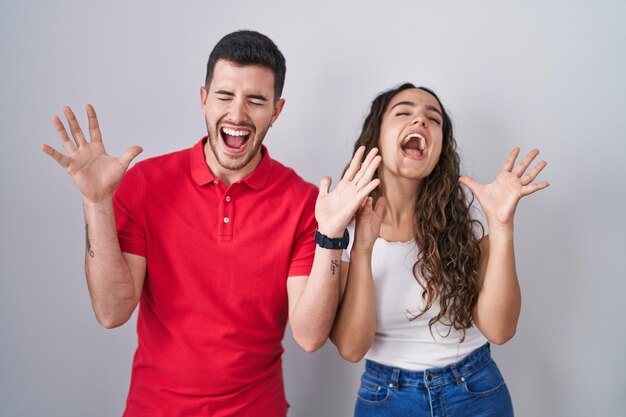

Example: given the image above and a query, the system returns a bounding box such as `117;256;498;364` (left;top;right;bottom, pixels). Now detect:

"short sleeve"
113;165;147;257
287;187;318;278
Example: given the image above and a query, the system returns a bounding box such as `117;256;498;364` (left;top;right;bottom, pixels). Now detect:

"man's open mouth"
221;127;251;151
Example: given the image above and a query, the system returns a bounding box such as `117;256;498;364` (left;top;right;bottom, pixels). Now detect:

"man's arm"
287;147;381;352
286;250;342;353
83;199;145;328
41;105;144;328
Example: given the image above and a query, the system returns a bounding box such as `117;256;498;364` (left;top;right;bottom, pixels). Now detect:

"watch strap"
315;228;350;250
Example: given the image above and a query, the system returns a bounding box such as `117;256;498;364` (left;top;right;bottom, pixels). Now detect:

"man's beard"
205;120;270;171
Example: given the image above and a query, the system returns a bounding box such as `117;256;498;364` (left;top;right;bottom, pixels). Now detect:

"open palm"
315;147;382;237
459;148;549;226
40;105;142;203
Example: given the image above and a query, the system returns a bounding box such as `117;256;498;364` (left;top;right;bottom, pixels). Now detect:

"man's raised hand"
40;105;142;203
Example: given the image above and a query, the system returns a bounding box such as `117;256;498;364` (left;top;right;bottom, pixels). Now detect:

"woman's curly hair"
349;83;484;341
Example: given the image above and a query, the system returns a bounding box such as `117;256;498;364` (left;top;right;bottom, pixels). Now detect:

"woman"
330;83;549;416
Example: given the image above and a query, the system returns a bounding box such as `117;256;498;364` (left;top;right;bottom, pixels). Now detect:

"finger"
343;146;366;181
86;104;103;143
520;160;547;185
513;149;540;177
63;106;88;146
361;196;372;209
458;175;482;196
356;178;381;201
501;147;520;172
352;148;379;185
318;176;332;196
521;181;550;197
40;143;70;169
118;146;143;170
52;115;77;154
355;155;382;190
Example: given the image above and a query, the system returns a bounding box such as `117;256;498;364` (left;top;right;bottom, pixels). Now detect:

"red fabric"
114;138;318;417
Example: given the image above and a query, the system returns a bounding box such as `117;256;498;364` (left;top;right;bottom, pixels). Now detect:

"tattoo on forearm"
85;224;95;258
330;260;339;276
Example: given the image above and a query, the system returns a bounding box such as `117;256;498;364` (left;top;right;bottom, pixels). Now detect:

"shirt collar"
190;137;273;191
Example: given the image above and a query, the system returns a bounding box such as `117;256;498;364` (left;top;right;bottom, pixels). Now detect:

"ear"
270;98;285;126
200;86;208;110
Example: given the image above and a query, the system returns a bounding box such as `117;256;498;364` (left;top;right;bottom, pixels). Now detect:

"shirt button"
223;217;230;223
213;180;218;185
225;196;231;202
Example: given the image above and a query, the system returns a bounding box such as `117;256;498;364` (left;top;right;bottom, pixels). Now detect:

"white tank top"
342;202;488;371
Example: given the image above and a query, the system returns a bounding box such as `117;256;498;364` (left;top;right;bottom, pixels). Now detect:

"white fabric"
342;195;488;371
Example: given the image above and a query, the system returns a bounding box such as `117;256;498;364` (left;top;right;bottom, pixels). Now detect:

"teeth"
402;133;426;145
222;128;249;137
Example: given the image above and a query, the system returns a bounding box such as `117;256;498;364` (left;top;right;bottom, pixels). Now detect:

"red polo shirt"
113;138;318;417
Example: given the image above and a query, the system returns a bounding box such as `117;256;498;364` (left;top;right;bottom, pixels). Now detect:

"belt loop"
450;363;464;386
388;368;400;391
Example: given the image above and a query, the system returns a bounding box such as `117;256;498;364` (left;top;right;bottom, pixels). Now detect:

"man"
40;30;381;417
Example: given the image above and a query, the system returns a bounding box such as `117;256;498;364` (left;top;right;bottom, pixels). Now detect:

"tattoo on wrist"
85;224;95;258
330;259;339;276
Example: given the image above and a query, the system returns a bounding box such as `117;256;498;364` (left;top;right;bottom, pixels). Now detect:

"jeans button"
426;374;433;381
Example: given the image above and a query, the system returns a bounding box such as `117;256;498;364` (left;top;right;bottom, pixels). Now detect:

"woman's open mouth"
400;133;427;158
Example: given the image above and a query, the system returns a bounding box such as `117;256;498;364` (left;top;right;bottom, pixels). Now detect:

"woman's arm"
473;228;521;344
330;197;386;361
460;148;549;344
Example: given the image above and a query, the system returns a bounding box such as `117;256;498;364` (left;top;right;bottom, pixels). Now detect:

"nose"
412;116;426;127
227;98;247;123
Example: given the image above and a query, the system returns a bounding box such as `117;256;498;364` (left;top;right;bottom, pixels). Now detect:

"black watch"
315;228;350;250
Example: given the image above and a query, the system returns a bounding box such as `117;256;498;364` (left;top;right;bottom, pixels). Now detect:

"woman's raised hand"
353;196;386;252
459;148;549;229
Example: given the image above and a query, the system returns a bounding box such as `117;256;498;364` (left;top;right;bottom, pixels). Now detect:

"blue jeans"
354;344;513;417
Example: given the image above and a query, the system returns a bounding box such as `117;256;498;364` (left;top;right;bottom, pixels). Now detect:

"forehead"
387;88;441;113
210;59;276;96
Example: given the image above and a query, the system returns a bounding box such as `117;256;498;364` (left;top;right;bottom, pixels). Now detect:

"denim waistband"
364;343;492;388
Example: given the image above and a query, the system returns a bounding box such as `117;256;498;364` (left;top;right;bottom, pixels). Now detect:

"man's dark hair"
205;30;286;101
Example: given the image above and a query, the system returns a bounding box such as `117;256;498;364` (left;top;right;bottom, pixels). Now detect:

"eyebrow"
390;101;443;118
213;90;269;102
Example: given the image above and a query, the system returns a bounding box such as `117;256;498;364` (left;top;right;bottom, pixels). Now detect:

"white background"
1;1;625;416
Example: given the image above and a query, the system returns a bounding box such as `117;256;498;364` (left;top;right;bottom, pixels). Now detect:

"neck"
379;169;421;229
204;143;262;187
